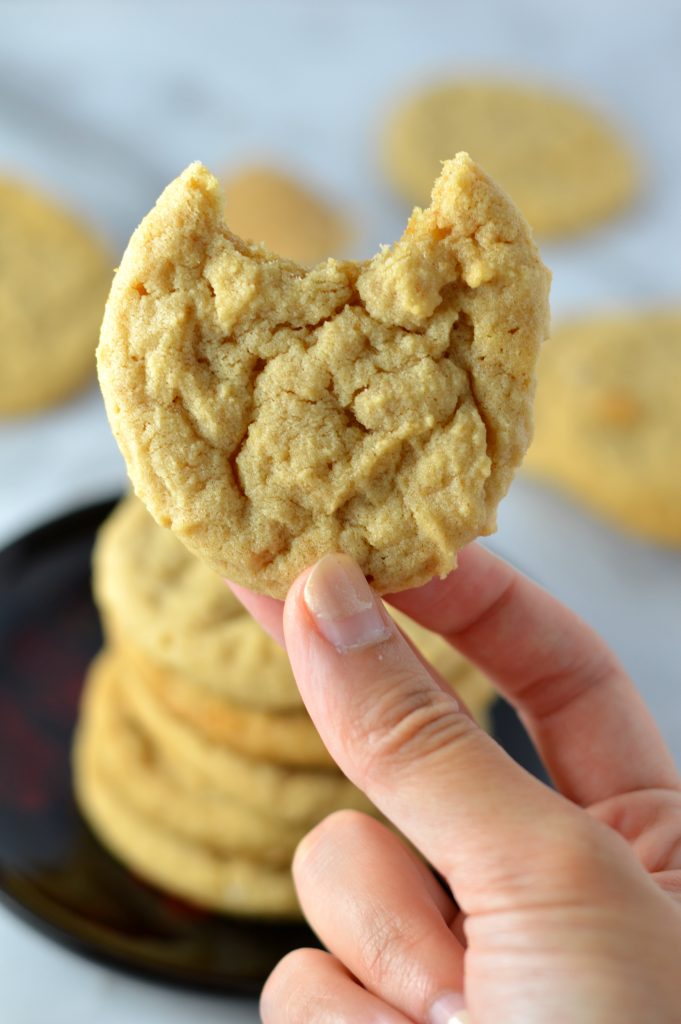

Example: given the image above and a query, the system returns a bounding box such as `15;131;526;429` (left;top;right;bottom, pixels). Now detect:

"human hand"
231;545;681;1023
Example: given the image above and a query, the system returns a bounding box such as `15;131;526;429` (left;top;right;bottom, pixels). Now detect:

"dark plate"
0;499;545;993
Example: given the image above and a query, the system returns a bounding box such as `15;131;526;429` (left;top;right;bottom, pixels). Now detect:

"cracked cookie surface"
98;155;550;596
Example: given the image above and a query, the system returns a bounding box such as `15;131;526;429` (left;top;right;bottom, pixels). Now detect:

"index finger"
387;544;680;807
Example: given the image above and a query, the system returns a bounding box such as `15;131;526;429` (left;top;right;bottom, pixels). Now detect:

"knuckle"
533;815;618;896
351;678;474;786
356;907;426;990
293;809;374;876
260;949;329;1023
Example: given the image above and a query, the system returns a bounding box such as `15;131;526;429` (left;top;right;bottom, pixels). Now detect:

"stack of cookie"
74;494;496;918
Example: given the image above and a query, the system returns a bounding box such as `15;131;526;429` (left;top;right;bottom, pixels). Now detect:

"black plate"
0;499;545;992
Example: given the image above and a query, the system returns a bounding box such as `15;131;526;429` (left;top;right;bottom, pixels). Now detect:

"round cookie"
124;643;334;768
114;648;376;827
0;177;111;415
94;494;301;711
221;165;349;265
76;651;306;866
524;311;681;545
383;79;637;238
98;156;550;597
74;742;299;918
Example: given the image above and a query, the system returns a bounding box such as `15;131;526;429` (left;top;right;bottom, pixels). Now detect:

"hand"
231;545;681;1023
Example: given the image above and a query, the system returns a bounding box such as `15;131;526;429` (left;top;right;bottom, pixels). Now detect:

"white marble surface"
1;1;680;1020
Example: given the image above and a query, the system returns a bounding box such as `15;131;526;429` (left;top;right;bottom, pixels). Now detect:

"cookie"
94;494;301;711
221;165;349;265
124;643;334;768
524;311;681;545
97;156;550;597
383;79;637;237
76;651;306;866
114;648;376;826
0;177;111;415
74;737;299;917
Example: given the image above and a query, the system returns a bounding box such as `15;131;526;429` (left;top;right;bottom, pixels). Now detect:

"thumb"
283;553;632;913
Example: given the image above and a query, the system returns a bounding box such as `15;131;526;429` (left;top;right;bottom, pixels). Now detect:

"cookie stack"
73;494;496;918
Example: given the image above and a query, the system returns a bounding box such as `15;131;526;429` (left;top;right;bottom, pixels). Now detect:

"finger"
226;581;285;646
293;810;462;1022
260;947;413;1024
283;553;588;912
387;544;680;807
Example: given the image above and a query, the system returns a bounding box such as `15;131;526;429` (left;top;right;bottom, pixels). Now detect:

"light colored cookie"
383;79;637;237
114;647;376;826
94;494;301;711
74;742;299;918
123;643;334;768
221;165;349;265
0;177;111;415
98;156;549;597
524;311;681;545
76;650;310;866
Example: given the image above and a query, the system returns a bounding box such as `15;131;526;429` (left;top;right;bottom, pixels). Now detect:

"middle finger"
293;810;464;1022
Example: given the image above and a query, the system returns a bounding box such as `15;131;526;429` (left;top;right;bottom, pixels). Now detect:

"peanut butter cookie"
0;177;111;415
383;79;637;237
222;165;348;265
524;311;681;544
98;156;549;596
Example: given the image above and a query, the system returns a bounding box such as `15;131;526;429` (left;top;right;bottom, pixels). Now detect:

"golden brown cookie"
114;647;376;827
93;494;301;711
98;157;550;597
124;642;334;768
221;165;349;265
76;650;306;866
383;79;637;237
0;177;112;415
524;311;681;545
74;734;299;916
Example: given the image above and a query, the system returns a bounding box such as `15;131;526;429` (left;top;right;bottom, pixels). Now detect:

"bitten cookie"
0;177;111;415
383;79;637;237
524;311;681;545
221;165;349;265
98;157;549;596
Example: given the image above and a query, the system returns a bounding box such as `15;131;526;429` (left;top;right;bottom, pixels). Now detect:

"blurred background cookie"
73;658;300;918
382;79;638;237
221;164;350;264
0;177;111;416
75;652;307;867
524;310;681;544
